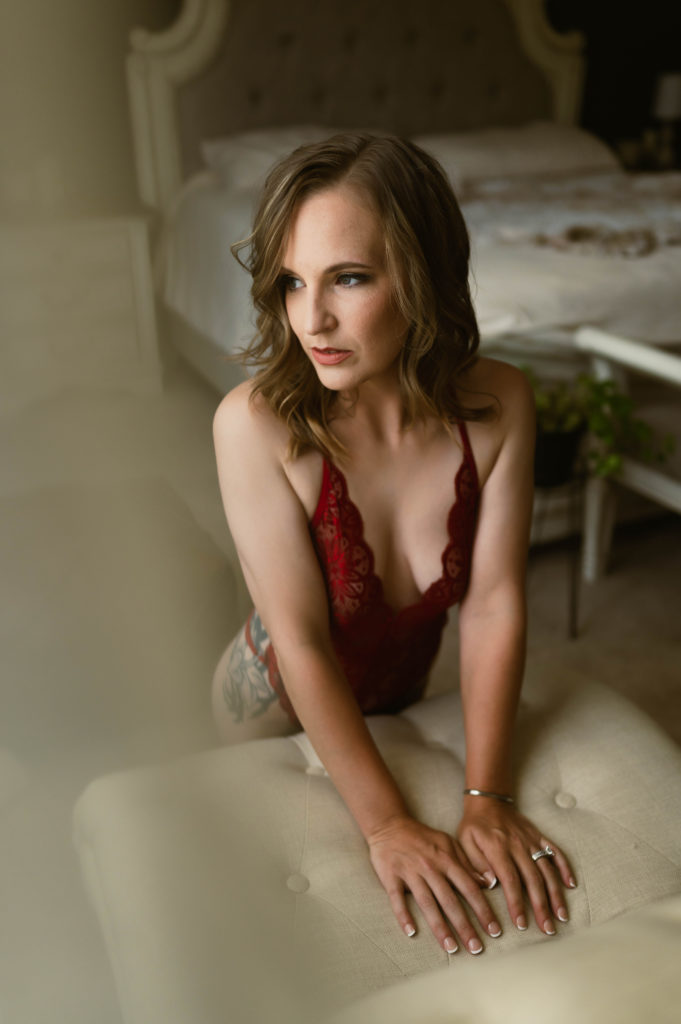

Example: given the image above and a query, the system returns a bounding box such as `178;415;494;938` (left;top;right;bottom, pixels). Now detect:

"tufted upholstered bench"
73;658;681;1023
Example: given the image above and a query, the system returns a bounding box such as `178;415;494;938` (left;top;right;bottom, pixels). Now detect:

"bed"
127;0;681;544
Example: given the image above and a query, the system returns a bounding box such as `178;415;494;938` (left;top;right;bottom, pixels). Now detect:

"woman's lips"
310;347;352;366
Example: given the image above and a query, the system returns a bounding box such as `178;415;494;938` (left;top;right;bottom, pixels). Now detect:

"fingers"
468;832;576;937
384;862;499;956
528;839;574;927
409;875;485;955
441;863;503;940
502;839;574;935
370;819;502;955
551;843;578;892
458;807;577;940
539;856;569;925
454;836;499;890
384;845;572;955
486;853;529;932
515;851;559;935
371;818;576;954
385;882;418;940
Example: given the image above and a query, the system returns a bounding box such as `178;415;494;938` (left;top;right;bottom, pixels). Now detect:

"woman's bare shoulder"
213;380;289;460
459;357;533;423
457;358;534;486
213;381;322;515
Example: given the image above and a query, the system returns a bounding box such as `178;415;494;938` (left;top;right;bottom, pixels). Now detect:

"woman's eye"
281;275;303;292
336;273;367;287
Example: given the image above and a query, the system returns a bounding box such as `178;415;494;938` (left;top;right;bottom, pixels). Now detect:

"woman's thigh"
211;621;297;744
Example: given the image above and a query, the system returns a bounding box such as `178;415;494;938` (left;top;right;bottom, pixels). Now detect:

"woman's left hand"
456;800;576;936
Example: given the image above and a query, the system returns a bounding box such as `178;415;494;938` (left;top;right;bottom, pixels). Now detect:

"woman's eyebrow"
280;261;374;276
325;261;373;273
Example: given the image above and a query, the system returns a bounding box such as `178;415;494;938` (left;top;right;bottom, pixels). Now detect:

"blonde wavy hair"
232;132;492;461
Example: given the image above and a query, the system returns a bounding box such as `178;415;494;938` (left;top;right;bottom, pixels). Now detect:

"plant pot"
534;426;585;487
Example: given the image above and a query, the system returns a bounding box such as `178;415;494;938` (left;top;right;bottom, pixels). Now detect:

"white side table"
0;216;163;408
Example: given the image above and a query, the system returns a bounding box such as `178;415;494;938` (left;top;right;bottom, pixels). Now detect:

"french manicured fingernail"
516;915;527;931
544;920;556;935
487;922;502;937
404;924;416;937
568;877;577;888
483;872;498;889
557;907;569;923
468;938;483;954
444;937;458;954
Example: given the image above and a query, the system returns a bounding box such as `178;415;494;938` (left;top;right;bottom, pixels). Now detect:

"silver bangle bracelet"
463;788;515;805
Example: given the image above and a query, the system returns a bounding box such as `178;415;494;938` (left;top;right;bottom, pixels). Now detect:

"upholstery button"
305;765;327;776
555;792;577;809
286;873;310;894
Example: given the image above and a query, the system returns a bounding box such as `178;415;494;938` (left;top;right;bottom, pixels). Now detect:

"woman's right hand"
367;815;503;955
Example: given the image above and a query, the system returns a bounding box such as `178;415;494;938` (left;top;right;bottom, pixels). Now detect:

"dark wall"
546;0;681;144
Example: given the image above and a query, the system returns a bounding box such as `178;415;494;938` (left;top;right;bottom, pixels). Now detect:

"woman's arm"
214;384;499;954
457;363;576;934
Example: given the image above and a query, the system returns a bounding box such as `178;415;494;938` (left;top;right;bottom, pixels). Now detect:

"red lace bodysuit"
242;421;479;725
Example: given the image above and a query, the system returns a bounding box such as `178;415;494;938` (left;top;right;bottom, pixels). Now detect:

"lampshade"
653;72;681;121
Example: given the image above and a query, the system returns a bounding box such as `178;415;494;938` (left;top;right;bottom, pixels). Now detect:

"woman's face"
281;183;409;392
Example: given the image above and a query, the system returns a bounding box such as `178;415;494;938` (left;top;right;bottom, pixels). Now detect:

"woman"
211;133;575;957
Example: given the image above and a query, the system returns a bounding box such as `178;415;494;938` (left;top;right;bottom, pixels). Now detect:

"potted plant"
523;367;674;488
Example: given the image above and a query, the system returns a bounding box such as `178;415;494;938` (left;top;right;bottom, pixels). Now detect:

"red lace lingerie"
246;421;479;723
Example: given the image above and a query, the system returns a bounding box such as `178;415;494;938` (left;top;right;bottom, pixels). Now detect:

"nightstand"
0;216;163;406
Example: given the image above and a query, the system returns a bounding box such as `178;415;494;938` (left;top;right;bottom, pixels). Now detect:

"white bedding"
161;168;681;358
161;172;258;355
465;172;681;250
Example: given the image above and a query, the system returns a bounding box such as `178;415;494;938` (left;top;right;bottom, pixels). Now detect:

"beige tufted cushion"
331;892;681;1023
73;662;681;1023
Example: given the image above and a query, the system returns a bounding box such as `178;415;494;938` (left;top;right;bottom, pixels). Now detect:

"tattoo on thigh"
221;616;278;723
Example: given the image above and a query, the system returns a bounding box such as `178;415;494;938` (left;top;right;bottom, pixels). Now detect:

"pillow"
412;122;621;192
201;126;339;189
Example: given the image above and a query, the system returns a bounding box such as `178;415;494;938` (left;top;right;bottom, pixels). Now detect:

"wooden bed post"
505;0;584;124
126;0;230;214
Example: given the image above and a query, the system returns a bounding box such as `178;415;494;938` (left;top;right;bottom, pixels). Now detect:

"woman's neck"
332;380;446;457
336;377;406;442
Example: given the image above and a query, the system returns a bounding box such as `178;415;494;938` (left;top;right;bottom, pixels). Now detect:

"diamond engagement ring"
531;845;556;862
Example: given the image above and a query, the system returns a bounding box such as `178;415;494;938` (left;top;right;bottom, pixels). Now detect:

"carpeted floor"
1;360;679;1023
526;516;681;747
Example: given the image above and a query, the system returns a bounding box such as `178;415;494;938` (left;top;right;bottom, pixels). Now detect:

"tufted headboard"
127;0;584;213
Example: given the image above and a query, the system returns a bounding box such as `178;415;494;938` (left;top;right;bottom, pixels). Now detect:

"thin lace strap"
311;456;333;528
457;420;479;491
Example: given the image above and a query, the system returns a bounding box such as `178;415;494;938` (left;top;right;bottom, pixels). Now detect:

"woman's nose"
304;291;336;336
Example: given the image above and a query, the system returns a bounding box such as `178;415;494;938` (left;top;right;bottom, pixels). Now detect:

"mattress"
160;168;681;364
